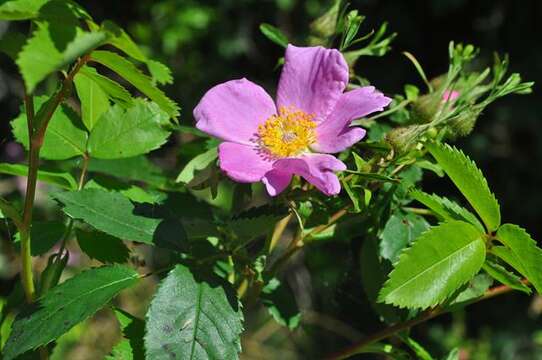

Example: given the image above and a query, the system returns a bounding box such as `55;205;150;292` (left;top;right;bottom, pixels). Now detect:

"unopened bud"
386;125;426;154
446;108;480;138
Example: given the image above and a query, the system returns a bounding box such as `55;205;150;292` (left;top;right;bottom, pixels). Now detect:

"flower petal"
276;45;348;122
218;142;273;182
312;86;391;153
273;154;346;196
262;170;292;197
194;78;276;145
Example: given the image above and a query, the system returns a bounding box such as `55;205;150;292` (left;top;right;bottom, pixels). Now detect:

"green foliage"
73;70;110;130
259;23;288;48
53;189;169;245
0;0;49;20
17;14;108;92
90;50;179;119
0;162;77;189
379;211;429;263
3;265;138;360
495;224;542;293
144;265;244;360
482;260;531;294
109;309;145;360
13;221;65;255
87;100;171;159
410;190;484;233
261;278;301;329
176;147;217;186
426;142;500;232
78;66;133;108
379;221;486;309
76;229;130;264
12;96;88;160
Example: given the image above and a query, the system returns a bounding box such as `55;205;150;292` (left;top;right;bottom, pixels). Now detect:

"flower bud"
386;125;426;154
446;108;480;138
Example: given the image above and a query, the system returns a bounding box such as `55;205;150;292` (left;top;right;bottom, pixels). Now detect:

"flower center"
257;106;316;158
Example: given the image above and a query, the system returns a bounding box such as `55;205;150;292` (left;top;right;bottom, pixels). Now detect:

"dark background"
0;1;541;358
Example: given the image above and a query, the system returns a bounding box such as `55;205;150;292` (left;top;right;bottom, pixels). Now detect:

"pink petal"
194;78;276;145
218;142;273;182
276;45;348;122
272;154;346;196
262;170;292;197
312;86;392;153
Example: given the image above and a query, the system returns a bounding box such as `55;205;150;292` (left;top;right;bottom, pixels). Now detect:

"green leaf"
85;178;165;204
17;19;108;93
3;265;139;360
147;60;173;85
74;70;110;130
450;273;493;305
87;100;171;159
78;66;133;108
176;147;217;185
495;224;542;293
426;142;500;231
52;189;174;245
410;190;485;234
90;50;179;119
378;221;486;309
259;23;288;48
76;229;130;264
379;212;429;263
398;335;435;360
483;260;531;294
109;308;145;360
12;96;88;160
0;31;26;59
0;0;49;20
0;196;22;230
261;278;301;330
87;156;173;190
144;265;244;360
0;162;77;189
13;221;65;256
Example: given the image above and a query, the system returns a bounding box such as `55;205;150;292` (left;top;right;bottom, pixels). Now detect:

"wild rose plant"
0;1;538;359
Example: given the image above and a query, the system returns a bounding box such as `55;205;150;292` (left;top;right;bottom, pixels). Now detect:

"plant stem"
18;55;90;303
326;283;518;360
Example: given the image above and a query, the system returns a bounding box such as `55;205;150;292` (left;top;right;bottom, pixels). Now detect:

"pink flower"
442;90;460;103
194;45;391;196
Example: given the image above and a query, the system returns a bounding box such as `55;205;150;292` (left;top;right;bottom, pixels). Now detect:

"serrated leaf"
52;189;183;246
85;178;165;204
410;190;484;234
147;60;173;85
76;229;130;264
0;0;49;20
450;273;493;305
90;50;179;119
17;19;108;93
378;221;486;309
12;96;88;160
261;278;301;330
88;99;171;159
78;66;133;108
74;70;110;130
426;143;500;231
259;23;288;48
144;265;244;360
483;260;531;294
3;265;138;360
13;221;65;255
495;224;542;293
0;162;77;189
379;212;429;263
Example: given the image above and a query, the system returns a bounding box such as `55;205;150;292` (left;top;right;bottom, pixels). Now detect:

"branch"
325;282;520;360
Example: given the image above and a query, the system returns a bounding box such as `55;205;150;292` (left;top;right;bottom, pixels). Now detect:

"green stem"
325;282;518;360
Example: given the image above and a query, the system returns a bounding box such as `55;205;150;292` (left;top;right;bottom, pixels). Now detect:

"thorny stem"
19;55;90;304
326;282;523;360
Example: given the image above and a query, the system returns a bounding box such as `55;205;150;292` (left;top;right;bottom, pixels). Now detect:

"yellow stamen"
257;106;316;158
